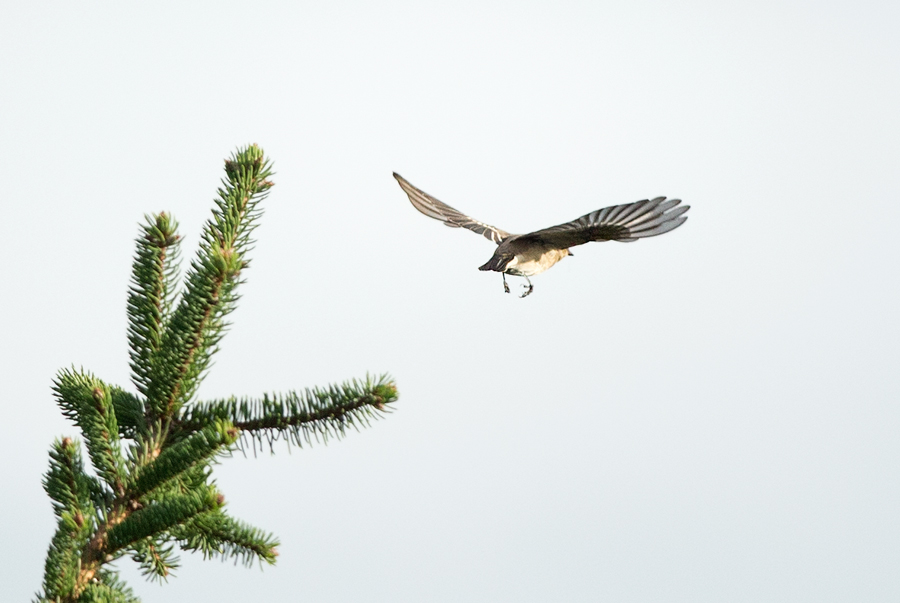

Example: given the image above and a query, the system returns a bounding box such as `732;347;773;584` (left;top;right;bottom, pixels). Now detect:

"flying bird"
394;173;689;297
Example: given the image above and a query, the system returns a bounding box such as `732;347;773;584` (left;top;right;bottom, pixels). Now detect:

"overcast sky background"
2;1;899;601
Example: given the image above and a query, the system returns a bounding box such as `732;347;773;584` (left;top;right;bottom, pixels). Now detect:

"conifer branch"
146;146;273;420
43;438;102;519
130;421;238;499
40;511;96;601
177;375;398;452
127;213;181;405
75;571;140;603
169;512;280;567
52;370;127;494
128;537;179;583
106;486;222;554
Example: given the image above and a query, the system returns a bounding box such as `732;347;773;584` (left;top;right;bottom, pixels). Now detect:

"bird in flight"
394;173;689;297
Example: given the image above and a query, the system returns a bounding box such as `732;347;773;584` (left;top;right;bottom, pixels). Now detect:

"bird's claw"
503;281;510;294
519;284;533;298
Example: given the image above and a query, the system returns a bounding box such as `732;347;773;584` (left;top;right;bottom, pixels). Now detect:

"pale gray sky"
2;1;899;601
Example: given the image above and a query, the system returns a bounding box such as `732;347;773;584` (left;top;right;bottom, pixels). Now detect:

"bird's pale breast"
504;246;569;277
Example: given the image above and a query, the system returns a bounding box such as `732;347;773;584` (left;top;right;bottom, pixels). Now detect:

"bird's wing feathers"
394;173;511;244
520;197;689;249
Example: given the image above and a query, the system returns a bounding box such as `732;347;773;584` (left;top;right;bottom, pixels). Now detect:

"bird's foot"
503;279;510;294
519;284;534;298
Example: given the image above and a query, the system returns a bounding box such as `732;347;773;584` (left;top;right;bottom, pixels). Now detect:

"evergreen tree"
36;145;398;602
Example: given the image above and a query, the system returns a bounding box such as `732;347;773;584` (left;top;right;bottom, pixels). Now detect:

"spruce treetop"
37;145;398;603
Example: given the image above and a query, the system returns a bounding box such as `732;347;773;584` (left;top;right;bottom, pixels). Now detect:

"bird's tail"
479;253;513;272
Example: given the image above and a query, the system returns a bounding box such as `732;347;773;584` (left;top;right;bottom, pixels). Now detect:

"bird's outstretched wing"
518;197;689;249
394;173;511;244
